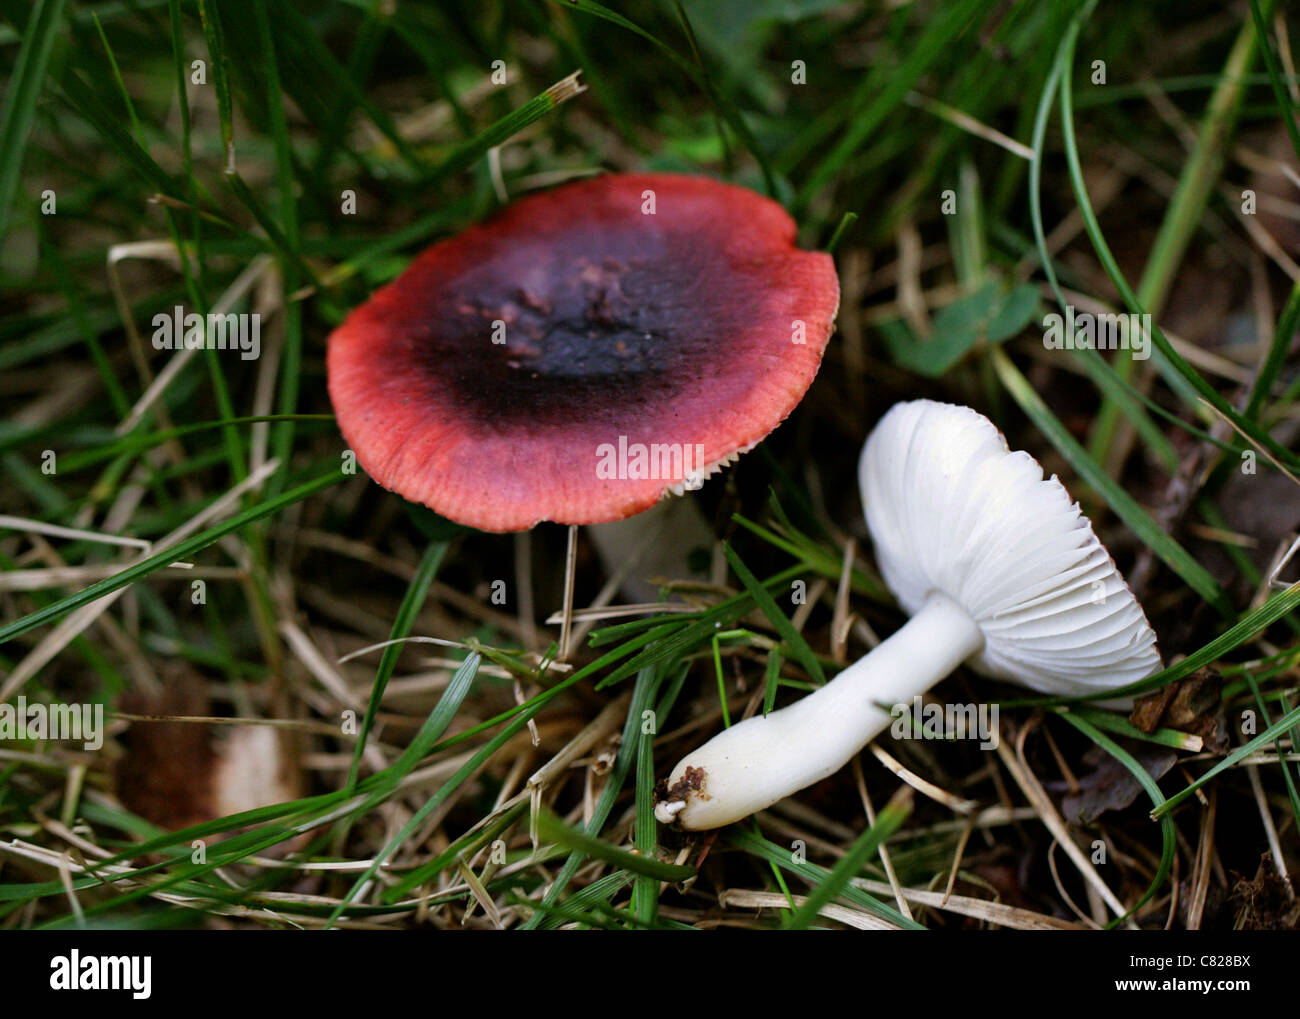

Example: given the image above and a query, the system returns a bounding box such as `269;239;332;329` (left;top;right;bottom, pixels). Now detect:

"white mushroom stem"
655;591;985;830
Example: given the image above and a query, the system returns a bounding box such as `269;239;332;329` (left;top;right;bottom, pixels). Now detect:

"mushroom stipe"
326;173;840;532
655;400;1163;831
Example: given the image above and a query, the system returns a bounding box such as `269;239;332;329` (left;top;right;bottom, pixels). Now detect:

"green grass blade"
1247;0;1300;164
325;653;486;925
797;0;985;204
722;542;826;686
726;825;923;929
633;702;660;925
1246;277;1300;421
784;787;912;929
196;0;235;168
991;346;1232;615
518;664;669;928
1055;710;1175;926
1005;581;1300;709
1053;16;1300;474
1152;699;1300;819
0;469;343;644
344;539;449;791
417;71;587;185
0;0;65;254
536;809;694;882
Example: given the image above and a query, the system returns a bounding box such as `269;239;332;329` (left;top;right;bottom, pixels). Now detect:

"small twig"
558;524;578;661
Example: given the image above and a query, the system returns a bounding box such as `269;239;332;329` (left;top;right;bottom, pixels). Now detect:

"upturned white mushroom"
655;400;1162;830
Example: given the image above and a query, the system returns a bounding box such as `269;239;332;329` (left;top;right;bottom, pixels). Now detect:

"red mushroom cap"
326;172;839;532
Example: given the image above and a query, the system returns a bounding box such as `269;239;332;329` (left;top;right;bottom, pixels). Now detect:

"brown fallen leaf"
114;672;301;839
114;673;217;831
1060;743;1178;825
1129;667;1228;754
